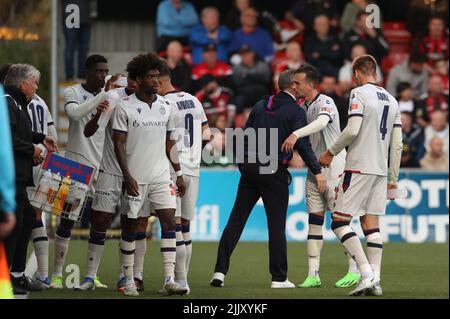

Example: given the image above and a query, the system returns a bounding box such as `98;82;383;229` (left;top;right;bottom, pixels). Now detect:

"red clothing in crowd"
195;87;234;121
418;33;449;66
192;61;233;80
416;93;449;123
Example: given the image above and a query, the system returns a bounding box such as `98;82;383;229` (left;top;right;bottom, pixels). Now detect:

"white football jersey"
345;83;402;176
302;93;346;180
112;94;175;184
64;84;105;169
99;87;132;176
27;94;54;135
27;94;55;185
164;91;208;177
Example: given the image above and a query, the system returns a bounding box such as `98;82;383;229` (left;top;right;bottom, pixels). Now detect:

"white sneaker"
74;277;95;291
210;272;225;287
160;280;188;296
271;279;295;288
123;281;139;297
176;280;191;295
364;281;383;296
348;274;375;296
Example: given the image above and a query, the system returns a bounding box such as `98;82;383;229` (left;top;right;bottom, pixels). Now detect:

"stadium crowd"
155;0;449;170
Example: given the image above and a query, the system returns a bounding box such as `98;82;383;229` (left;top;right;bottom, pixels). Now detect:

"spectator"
225;0;253;31
189;7;231;65
424;111;449;157
275;11;305;51
232;45;271;114
156;0;199;52
338;44;383;96
224;0;278;34
319;73;348;130
192;44;233;90
61;0;92;81
420;136;449;170
415;15;449;69
165;40;192;92
435;59;449;95
273;41;304;90
195;74;236;127
229;8;274;63
340;0;371;35
342;10;389;63
303;14;343;78
401;111;426;168
386;54;429;99
406;0;449;36
286;0;339;35
3;64;57;294
396;82;419;114
415;74;449;127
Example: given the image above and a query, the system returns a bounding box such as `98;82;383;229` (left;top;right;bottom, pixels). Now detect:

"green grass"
30;240;449;299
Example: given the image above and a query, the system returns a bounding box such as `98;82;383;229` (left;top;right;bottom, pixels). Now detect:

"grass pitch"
30;240;448;299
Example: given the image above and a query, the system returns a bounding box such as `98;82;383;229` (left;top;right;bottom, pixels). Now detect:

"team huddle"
22;53;209;297
17;52;401;297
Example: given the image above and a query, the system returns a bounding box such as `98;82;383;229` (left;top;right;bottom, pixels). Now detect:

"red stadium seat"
381;22;413;76
383;21;412;46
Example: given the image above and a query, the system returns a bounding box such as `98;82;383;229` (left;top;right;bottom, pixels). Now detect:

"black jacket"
4;86;45;186
342;28;389;63
242;91;322;174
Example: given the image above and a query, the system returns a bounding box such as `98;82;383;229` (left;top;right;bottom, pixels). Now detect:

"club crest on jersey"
159;105;166;115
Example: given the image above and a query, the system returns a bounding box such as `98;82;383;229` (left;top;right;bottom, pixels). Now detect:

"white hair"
4;63;40;88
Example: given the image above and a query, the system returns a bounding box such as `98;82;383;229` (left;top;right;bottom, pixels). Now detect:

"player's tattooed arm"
166;131;186;197
113;131;139;196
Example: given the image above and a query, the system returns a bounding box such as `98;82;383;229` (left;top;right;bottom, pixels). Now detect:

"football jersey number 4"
379;105;389;140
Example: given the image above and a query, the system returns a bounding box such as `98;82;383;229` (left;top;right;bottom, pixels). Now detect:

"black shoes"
11;275;46;293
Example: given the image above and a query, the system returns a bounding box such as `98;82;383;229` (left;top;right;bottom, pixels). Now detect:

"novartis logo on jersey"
132;120;167;128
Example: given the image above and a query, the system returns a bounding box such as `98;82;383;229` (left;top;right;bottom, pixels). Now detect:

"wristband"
175;170;183;177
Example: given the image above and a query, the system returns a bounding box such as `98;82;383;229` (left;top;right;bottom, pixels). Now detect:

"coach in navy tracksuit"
211;69;325;288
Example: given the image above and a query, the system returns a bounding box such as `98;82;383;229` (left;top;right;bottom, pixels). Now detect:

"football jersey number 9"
184;114;194;148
